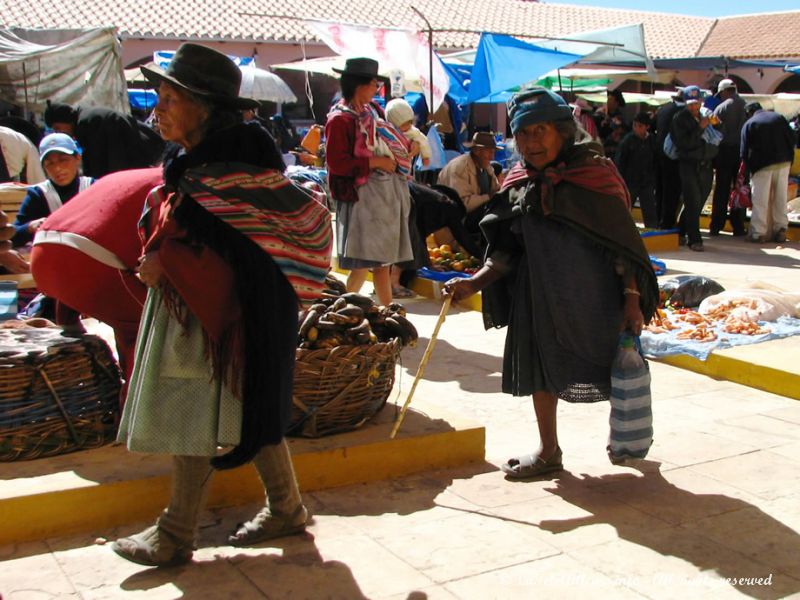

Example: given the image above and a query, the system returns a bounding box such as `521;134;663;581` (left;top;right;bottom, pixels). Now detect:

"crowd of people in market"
0;43;798;568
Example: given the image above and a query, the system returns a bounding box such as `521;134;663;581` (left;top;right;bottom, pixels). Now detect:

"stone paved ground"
2;233;800;599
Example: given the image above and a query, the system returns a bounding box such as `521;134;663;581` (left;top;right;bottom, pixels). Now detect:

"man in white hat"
710;78;748;236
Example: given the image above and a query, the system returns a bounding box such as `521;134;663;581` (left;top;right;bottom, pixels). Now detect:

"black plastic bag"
659;275;724;308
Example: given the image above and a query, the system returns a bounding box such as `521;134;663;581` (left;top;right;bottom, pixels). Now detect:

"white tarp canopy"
304;22;450;112
0;27;129;114
534;24;656;79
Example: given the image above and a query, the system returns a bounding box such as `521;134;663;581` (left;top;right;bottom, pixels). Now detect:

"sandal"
228;505;308;547
501;447;563;479
391;286;416;299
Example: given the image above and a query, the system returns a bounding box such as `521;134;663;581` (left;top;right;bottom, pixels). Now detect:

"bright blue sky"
544;0;797;17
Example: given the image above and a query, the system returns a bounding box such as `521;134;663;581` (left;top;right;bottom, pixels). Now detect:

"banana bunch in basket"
298;276;418;350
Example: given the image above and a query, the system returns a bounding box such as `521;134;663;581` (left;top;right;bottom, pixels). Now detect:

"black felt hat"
140;43;259;109
332;57;380;78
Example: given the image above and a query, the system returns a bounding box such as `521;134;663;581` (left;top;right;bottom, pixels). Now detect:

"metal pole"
21;62;30;119
410;6;436;117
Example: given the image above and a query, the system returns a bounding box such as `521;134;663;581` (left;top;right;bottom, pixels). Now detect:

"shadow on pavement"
118;534;371;599
398;337;503;395
538;461;800;599
308;461;496;518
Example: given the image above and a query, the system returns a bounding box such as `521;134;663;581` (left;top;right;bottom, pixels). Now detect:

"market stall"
642;279;800;361
0;27;128;115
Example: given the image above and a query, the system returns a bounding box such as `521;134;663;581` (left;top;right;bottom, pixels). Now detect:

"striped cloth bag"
607;334;653;464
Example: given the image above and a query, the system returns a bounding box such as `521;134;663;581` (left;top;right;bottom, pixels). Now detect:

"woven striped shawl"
176;163;332;305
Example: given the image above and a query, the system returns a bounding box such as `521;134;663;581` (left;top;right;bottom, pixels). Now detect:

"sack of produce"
698;283;800;322
660;275;724;308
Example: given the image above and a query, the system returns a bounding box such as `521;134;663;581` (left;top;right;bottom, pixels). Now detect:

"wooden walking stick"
390;295;452;439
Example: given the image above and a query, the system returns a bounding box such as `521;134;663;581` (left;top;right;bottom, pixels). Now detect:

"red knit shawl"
500;154;631;212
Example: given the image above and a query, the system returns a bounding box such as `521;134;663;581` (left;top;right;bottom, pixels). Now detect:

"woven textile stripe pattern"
183;167;333;304
608;362;653;460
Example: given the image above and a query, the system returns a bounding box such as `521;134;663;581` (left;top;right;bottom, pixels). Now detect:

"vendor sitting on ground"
12;133;93;249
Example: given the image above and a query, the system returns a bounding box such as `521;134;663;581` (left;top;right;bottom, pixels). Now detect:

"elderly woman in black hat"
111;43;332;566
445;88;657;479
325;57;413;305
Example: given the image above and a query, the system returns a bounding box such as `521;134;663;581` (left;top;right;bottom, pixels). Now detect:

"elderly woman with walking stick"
445;88;657;479
111;43;332;566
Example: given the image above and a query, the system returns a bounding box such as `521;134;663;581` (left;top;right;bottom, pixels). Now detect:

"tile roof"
0;0;796;60
699;11;800;59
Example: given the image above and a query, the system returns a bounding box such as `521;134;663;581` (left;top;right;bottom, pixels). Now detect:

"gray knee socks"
251;439;303;518
157;455;214;546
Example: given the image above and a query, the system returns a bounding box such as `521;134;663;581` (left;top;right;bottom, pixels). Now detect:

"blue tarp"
128;88;157;111
466;34;582;104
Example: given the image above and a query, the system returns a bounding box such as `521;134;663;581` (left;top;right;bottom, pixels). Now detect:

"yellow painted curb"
0;409;484;546
642;233;679;253
656;353;800;401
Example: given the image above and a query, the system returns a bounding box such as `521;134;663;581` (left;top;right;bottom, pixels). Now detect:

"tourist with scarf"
444;88;657;479
111;44;332;567
325;57;413;306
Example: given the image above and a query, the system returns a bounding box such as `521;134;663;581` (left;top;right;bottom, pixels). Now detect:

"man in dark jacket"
616;112;658;228
741;103;797;243
710;79;747;236
670;86;718;252
43;102;165;178
654;90;684;229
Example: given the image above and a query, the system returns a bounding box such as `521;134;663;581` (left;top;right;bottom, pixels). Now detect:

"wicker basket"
289;337;401;437
0;325;121;461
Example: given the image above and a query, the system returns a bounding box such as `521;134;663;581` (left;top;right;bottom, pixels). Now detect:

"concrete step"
0;401;485;545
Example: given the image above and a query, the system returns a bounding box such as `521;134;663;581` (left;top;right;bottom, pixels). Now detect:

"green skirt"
117;287;242;456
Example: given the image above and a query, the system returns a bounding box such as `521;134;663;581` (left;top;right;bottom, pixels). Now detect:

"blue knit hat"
507;88;573;134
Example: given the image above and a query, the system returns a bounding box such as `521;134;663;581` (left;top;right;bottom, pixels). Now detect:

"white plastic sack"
418;124;447;171
698;283;800;322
